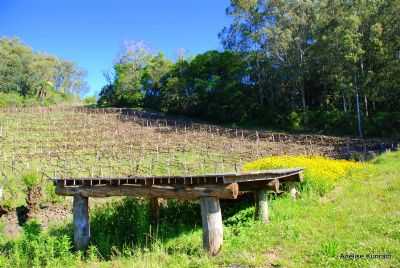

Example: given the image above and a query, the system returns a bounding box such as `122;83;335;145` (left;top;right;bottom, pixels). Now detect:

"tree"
142;53;172;109
0;37;88;102
98;1;400;137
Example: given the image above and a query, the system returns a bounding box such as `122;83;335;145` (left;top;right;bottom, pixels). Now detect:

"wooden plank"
73;194;90;250
278;172;304;183
56;183;239;200
222;169;303;183
200;196;223;255
53;168;303;186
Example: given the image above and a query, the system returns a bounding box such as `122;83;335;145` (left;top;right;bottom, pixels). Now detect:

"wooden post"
149;197;161;226
255;190;269;224
73;194;90;250
289;186;300;200
200;196;223;255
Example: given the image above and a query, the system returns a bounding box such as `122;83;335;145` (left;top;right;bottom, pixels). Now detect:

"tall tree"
0;37;88;99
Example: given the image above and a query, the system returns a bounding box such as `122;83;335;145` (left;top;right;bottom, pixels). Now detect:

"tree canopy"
100;1;400;137
0;37;88;105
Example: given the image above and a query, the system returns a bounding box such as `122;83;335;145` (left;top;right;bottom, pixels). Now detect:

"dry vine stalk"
26;184;42;219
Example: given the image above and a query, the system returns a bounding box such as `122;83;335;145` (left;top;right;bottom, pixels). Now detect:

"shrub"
43;182;63;204
83;96;97;106
365;112;400;137
22;171;41;190
0;174;25;211
90;198;150;258
22;97;41;107
287;111;302;131
0;220;77;267
224;206;255;227
0;92;24;107
0;90;76;108
243;155;366;195
300;110;356;135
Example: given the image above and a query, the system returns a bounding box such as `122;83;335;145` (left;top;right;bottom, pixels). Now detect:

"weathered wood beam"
200;196;223;255
255;190;269;224
238;178;280;192
222;168;303;183
73;194;90;250
56;183;239;200
278;172;304;183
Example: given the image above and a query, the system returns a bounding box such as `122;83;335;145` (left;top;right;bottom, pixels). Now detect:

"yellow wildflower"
244;155;366;194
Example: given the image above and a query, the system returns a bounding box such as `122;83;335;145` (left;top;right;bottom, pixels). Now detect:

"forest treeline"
0;38;87;106
98;0;400;137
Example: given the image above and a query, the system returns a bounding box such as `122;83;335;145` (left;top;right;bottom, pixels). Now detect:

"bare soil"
1;203;71;239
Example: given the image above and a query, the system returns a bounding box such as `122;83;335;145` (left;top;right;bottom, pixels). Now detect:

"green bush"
90;198;150;258
365;112;400;137
0;90;77;108
22;97;41;107
224;206;255;227
301;110;355;135
21;171;41;190
0;92;24;107
0;174;25;210
83;96;97;106
43;182;63;204
158;200;201;233
0;220;76;268
287;111;302;131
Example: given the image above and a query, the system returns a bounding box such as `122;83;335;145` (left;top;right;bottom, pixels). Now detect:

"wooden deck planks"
54;168;303;187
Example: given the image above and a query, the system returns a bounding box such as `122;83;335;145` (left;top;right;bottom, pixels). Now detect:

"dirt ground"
1;203;71;239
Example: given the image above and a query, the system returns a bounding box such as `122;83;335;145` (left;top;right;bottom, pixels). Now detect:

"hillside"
0;107;398;267
2;1;400;267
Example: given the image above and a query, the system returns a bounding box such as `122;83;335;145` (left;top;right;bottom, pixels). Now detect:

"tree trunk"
300;48;306;113
356;91;363;138
256;54;265;106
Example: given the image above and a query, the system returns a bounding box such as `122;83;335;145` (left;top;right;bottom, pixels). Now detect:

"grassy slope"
0;152;398;267
96;152;400;267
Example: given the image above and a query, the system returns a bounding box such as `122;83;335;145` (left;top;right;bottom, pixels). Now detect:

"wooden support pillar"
73;194;90;250
149;197;161;226
289;186;300;200
200;196;223;255
255;190;269;224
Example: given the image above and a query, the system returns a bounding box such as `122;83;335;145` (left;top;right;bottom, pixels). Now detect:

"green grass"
1;151;399;267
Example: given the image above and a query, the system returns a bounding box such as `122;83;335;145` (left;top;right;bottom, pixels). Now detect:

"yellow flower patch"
243;155;366;193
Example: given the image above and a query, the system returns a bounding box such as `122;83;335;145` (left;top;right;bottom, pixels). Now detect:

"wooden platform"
54;168;303;198
53;168;303;255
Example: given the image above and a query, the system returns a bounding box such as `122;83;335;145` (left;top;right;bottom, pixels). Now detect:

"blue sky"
0;0;231;96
